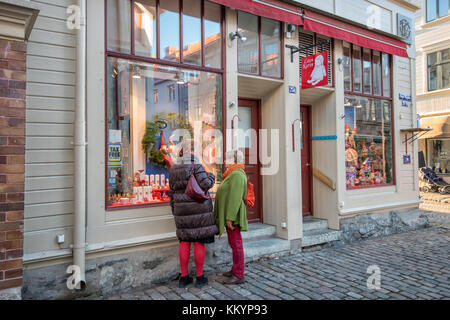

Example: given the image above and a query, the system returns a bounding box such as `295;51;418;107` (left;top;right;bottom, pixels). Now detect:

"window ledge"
420;15;450;29
417;87;450;98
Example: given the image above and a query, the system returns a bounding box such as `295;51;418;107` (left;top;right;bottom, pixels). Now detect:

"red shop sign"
301;51;328;89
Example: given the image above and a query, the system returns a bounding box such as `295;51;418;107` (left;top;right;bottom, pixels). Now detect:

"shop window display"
345;96;394;188
106;57;223;208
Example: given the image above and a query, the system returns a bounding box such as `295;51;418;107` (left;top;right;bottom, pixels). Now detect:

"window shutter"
299;31;314;86
316;36;333;86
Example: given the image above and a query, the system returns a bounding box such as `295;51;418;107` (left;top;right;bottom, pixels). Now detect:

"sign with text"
301;51;328;89
107;143;122;167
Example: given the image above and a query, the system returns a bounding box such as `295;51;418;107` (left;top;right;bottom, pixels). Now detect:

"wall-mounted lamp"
229;30;247;42
285;24;296;39
228;101;235;109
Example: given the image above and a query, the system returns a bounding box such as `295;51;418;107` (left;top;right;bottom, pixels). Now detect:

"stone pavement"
101;221;450;300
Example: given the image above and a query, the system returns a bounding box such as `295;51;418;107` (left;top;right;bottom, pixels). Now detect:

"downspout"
73;0;87;289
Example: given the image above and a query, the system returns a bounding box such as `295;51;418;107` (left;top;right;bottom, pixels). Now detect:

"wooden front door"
238;98;261;223
300;105;313;216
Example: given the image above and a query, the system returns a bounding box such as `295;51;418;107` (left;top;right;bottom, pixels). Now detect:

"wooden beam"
312;167;336;191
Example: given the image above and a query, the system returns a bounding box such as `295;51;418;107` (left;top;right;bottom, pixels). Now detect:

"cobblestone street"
102;218;450;301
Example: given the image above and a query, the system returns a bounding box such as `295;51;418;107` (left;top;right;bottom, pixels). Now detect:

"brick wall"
0;39;26;292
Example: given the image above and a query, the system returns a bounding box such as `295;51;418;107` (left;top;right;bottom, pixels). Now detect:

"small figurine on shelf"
375;171;381;184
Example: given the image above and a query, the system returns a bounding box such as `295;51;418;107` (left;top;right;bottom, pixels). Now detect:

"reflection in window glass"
382;53;391;97
427;0;437;21
428;52;438;91
261;17;281;77
363;48;372;94
160;0;180;61
134;0;157;58
439;0;449;17
107;0;131;53
353;46;362;92
238;106;253;148
343;42;352;91
238;11;259;74
345;95;393;188
183;0;202;65
428;49;450;91
106;57;223;208
373;51;382;95
204;1;222;69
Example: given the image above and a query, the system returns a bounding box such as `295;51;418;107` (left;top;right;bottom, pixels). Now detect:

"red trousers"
227;225;245;279
179;241;205;277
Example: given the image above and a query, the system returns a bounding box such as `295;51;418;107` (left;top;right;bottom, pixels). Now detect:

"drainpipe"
73;0;87;290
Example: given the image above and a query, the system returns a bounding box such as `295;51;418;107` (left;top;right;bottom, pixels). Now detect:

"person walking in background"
214;150;248;284
169;139;218;289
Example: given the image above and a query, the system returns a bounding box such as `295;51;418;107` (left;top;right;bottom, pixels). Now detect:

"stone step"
303;217;328;232
241;223;276;241
302;228;342;248
243;237;290;261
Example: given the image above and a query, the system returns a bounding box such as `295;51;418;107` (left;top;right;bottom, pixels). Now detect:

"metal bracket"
285;40;330;63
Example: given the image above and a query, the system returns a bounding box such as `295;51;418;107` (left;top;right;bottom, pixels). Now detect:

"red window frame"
104;0;226;210
344;42;396;190
237;11;284;79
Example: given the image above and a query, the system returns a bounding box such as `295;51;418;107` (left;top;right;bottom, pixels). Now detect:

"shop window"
343;43;352;91
238;11;282;78
107;0;223;70
160;0;180;61
373;51;382;96
427;139;450;173
363;48;372;94
352;45;362;92
182;0;201;65
106;57;223;208
107;0;131;53
343;42;394;189
204;1;222;69
427;48;450;91
261;17;281;77
344;42;391;97
134;0;157;58
426;0;450;22
345;96;394;188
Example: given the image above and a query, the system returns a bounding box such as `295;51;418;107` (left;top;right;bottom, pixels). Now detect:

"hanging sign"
107;143;122;167
301;51;328;89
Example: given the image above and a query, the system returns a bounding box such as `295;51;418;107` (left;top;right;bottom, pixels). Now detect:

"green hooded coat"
214;168;248;236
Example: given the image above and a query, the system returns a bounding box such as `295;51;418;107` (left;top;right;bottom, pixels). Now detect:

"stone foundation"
340;208;429;243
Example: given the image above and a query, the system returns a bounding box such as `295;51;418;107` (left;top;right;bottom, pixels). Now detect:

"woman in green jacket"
214;150;248;284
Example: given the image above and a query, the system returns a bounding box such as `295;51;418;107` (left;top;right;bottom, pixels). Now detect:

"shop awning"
207;0;303;25
302;9;409;58
419;116;450;139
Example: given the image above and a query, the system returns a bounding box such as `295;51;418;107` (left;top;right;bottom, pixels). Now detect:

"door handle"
306;163;311;167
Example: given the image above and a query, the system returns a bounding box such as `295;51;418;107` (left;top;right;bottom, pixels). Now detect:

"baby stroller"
419;167;450;195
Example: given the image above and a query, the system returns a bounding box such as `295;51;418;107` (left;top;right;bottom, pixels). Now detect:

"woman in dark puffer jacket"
169;139;218;288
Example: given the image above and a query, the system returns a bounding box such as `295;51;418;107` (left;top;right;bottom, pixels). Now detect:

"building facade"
415;0;450;180
0;0;423;299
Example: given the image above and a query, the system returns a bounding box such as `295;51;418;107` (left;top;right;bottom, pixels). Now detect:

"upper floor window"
343;42;391;98
427;0;450;22
428;48;450;91
107;0;223;69
237;11;282;78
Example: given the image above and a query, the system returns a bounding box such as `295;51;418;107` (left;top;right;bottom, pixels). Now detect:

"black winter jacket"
169;155;218;242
